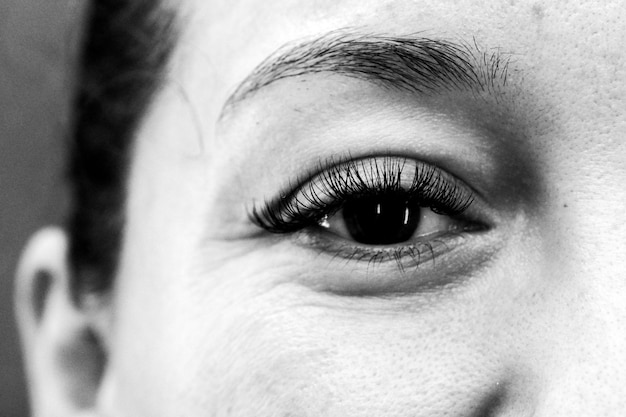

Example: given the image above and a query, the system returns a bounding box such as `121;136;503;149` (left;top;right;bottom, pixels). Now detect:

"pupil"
342;194;420;245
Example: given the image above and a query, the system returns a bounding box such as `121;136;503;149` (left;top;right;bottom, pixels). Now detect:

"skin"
15;0;626;416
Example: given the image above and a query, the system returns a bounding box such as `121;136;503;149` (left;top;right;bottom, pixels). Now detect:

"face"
18;0;626;416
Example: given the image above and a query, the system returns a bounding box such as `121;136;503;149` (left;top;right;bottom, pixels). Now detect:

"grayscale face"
16;0;626;416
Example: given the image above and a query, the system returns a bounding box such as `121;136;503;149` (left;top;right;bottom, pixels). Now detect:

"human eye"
249;155;490;272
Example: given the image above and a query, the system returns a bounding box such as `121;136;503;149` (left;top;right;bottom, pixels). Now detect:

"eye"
250;155;486;267
320;192;460;245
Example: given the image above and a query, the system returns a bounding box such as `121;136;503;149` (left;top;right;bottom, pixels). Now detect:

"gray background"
1;1;84;415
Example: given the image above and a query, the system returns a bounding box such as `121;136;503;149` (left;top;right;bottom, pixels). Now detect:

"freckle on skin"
532;3;544;20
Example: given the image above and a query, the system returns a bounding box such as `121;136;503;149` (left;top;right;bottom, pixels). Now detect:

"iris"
342;194;420;245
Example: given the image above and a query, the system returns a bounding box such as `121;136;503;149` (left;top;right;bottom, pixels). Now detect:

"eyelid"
250;154;480;234
309;156;474;211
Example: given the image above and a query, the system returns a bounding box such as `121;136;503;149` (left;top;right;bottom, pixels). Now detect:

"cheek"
110;245;533;417
183;283;513;416
109;134;540;416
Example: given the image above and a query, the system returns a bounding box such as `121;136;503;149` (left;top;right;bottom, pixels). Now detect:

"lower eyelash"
296;227;466;272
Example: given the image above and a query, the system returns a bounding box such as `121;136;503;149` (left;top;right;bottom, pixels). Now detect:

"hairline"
68;0;178;302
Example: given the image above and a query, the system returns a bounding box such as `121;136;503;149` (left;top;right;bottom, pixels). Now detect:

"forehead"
181;0;626;64
168;0;626;135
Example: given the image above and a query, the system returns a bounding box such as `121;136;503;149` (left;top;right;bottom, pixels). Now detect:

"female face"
18;0;626;416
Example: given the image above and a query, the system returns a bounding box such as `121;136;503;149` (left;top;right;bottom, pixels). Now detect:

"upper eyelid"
290;156;473;208
250;154;477;232
272;154;469;203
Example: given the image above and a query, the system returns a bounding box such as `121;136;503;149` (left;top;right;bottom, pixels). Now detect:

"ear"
15;227;108;417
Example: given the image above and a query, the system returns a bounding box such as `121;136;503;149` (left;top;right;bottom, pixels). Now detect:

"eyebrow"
222;30;511;115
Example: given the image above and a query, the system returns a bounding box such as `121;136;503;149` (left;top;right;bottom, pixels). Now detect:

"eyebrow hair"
223;30;511;114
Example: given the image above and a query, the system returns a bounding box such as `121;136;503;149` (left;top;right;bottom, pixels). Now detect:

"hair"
68;0;177;300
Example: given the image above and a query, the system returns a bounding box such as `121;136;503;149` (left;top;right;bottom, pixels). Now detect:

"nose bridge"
531;157;626;415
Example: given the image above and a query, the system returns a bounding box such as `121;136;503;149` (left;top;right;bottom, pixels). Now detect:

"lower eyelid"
296;226;470;266
246;202;499;297
276;228;499;296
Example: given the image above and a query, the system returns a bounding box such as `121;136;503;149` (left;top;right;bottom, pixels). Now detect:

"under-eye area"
249;155;493;277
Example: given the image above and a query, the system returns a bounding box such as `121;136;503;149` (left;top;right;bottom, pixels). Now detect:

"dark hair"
68;1;176;300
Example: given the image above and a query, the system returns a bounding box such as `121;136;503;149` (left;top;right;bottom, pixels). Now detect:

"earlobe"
15;227;108;417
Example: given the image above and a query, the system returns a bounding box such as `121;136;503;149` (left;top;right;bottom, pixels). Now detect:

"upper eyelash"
250;155;475;234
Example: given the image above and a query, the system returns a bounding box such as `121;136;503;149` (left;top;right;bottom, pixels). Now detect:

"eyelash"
252;155;473;228
249;155;478;267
